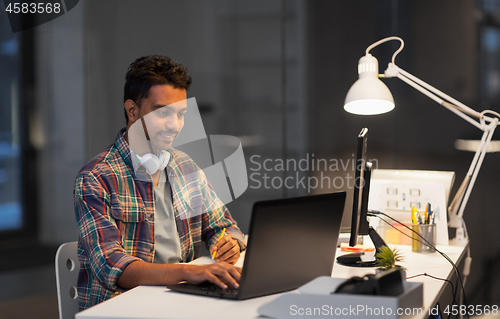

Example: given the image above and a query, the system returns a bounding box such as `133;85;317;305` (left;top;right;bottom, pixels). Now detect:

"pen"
431;207;438;224
416;212;423;224
424;203;429;224
427;209;433;225
426;203;432;224
212;228;226;259
411;206;419;224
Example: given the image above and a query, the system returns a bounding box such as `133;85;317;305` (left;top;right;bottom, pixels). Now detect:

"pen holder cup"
412;224;436;253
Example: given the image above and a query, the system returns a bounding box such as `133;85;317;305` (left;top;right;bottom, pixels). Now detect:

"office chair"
55;241;79;319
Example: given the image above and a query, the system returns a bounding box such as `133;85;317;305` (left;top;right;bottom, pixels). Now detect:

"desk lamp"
344;36;500;244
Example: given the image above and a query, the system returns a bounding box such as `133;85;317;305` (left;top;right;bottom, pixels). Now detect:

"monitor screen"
337;127;386;267
349;128;370;246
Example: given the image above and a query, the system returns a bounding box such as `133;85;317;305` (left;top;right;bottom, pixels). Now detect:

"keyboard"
198;281;239;297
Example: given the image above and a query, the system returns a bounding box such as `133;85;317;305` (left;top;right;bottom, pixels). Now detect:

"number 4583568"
5;2;61;14
444;305;498;316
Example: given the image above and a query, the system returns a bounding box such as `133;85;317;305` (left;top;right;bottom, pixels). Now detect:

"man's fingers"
211;235;237;258
216;246;238;263
214;234;231;249
214;238;240;258
209;245;216;256
209;265;240;288
215;240;235;257
226;254;240;265
228;265;242;280
210;233;229;252
188;264;241;289
205;273;228;289
216;269;240;289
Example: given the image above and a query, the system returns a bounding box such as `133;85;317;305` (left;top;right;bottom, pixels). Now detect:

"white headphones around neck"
139;150;170;175
133;111;171;175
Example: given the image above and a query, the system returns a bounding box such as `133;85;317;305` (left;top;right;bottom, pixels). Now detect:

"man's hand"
183;263;241;289
117;259;242;290
210;233;241;265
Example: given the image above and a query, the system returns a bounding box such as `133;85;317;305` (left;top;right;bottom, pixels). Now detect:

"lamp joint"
384;63;399;78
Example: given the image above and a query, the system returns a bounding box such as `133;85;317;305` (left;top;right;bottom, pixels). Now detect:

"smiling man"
74;56;245;310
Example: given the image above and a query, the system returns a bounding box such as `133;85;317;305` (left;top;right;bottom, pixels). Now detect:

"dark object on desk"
333;267;405;296
348;128;370;247
338;128;388;267
181;281;240;298
167;191;346;300
336;251;376;267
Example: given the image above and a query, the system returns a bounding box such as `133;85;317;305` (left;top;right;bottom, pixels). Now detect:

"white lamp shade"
344;77;395;115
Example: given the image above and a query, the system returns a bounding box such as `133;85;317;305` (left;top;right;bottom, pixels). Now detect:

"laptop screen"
237;191;346;299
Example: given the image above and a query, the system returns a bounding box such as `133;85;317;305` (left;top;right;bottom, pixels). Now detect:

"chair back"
55;241;79;319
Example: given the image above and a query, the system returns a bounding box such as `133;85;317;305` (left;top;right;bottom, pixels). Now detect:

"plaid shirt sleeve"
74;171;141;296
194;164;246;252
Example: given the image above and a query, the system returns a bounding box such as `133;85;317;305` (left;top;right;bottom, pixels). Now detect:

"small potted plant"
375;245;405;271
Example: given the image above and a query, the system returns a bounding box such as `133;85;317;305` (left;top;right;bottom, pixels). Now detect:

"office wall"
36;4;85;244
85;0;212;156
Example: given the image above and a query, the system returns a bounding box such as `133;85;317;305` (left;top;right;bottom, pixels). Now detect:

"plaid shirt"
74;129;245;310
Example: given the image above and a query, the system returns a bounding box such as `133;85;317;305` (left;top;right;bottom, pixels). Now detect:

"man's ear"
124;99;138;123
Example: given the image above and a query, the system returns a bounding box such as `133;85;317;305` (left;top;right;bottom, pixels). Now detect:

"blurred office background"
1;0;499;318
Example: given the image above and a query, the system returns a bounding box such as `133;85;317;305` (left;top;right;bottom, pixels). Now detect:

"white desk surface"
76;243;468;319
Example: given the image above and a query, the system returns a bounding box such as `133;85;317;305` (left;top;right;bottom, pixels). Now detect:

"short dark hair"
123;55;192;123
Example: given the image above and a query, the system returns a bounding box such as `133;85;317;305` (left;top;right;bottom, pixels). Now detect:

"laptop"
167;191;346;300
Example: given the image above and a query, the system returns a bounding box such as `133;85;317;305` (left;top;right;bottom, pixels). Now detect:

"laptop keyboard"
199;282;239;297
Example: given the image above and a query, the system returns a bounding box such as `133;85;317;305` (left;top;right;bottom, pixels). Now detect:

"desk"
76;242;468;319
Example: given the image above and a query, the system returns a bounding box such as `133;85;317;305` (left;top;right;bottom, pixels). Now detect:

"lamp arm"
384;62;500;243
366;37;404;64
447;125;497;243
385;63;492;130
455;125;497;221
396;66;484;119
397;72;485;130
449;126;495;219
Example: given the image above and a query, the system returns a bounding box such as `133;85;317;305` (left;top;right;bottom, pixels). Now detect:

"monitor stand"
336;227;387;267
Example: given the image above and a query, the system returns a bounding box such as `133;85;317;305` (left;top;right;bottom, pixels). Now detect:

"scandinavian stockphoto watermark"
249;154;378;193
288;304;499;317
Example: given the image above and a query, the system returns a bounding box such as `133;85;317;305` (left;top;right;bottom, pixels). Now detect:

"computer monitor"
337;128;387;267
349;128;370;246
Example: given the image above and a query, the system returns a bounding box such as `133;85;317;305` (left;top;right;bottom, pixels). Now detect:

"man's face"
127;84;187;153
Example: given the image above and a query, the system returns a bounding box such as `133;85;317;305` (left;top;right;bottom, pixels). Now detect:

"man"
74;55;245;310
